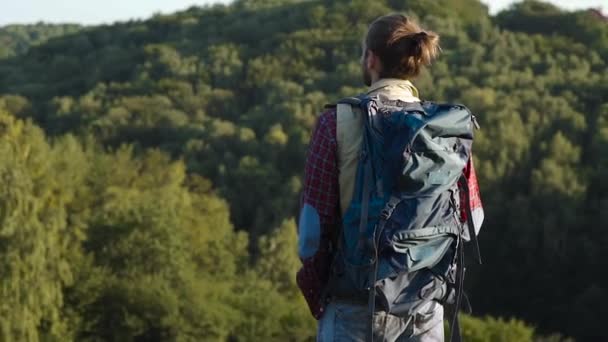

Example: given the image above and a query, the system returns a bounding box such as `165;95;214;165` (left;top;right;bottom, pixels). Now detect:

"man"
297;14;483;342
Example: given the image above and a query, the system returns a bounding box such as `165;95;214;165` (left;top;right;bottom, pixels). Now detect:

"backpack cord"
367;249;378;342
448;237;465;342
357;150;372;251
449;173;482;342
363;164;375;342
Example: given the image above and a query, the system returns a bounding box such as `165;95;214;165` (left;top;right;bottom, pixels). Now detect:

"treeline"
0;0;607;340
0;23;81;58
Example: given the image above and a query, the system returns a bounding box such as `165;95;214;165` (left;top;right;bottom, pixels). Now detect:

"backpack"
326;95;482;341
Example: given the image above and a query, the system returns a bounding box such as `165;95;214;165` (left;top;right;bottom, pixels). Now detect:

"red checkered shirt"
296;109;339;319
301;109;340;229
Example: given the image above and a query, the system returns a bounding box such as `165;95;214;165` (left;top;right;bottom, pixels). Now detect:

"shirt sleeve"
303;111;339;222
296;110;339;319
464;156;484;234
298;110;339;258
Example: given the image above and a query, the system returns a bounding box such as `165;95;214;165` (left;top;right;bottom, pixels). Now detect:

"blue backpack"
327;95;481;341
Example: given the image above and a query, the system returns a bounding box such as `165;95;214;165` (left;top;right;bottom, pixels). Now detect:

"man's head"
361;14;440;86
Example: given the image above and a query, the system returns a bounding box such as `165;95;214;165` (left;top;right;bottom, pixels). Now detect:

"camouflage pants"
317;300;444;342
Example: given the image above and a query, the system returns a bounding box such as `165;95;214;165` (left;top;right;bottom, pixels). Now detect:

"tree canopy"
1;0;607;340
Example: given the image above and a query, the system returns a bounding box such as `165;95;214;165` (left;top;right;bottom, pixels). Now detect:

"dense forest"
0;23;82;59
0;0;607;340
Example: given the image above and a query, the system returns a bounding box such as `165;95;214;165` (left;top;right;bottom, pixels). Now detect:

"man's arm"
296;110;340;319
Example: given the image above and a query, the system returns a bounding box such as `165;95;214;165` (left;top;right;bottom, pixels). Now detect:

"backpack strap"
356;96;377;251
336;100;365;215
337;96;364;106
339;94;380;342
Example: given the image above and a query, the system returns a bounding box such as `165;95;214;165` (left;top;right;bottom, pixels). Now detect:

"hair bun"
366;14;440;79
412;31;428;44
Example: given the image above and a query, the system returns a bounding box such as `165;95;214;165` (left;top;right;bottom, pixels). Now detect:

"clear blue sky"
1;0;606;26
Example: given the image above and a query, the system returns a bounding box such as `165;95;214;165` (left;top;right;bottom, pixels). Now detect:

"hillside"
0;0;607;340
0;23;82;58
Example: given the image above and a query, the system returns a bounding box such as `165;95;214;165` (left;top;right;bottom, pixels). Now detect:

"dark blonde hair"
365;14;440;79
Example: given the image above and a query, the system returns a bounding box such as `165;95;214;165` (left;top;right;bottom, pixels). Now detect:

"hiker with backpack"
296;14;484;342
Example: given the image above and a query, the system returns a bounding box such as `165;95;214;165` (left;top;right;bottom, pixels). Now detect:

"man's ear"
364;49;373;69
366;50;381;73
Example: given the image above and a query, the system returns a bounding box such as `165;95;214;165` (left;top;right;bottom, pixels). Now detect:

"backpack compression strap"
367;196;401;342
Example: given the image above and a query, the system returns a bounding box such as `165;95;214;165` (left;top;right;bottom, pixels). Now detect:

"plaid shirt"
302;109;340;228
296;109;339;319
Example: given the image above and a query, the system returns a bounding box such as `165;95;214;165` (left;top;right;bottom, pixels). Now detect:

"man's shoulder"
319;107;337;119
314;95;367;134
316;108;337;131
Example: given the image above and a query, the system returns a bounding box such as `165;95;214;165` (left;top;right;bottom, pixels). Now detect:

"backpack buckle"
380;196;400;220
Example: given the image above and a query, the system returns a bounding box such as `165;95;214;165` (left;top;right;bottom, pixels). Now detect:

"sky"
1;0;606;26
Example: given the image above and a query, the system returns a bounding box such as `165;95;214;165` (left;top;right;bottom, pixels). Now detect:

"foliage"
458;315;535;342
0;23;81;59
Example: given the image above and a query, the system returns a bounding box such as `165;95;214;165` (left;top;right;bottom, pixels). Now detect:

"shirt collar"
366;78;420;99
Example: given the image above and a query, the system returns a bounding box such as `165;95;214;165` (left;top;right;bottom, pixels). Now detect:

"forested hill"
0;23;82;58
0;0;607;340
